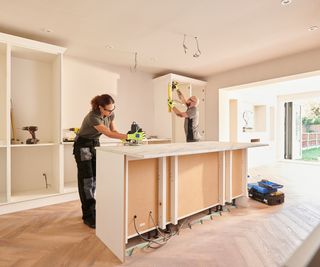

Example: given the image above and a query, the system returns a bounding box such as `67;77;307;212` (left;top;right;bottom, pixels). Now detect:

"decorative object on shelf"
242;110;253;132
22;126;39;144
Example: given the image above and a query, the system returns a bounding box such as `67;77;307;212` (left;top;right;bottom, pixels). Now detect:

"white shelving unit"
0;32;79;214
0;148;7;204
153;73;207;142
0;42;8;204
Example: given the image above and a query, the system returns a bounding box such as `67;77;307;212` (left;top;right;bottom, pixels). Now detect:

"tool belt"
74;136;100;148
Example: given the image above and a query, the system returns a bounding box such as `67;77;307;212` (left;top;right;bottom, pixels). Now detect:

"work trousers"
73;137;100;221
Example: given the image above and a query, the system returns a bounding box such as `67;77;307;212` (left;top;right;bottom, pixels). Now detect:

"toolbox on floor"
248;179;284;205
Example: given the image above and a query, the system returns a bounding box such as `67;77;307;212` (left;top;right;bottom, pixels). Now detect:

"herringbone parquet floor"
0;162;319;267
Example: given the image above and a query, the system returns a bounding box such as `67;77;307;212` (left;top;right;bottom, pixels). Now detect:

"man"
168;89;201;142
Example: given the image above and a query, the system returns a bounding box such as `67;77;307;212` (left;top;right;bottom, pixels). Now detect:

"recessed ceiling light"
308;25;319;32
41;28;53;33
105;44;114;49
281;0;292;6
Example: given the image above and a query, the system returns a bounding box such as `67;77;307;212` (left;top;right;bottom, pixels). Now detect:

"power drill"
69;128;80;134
22;126;39;144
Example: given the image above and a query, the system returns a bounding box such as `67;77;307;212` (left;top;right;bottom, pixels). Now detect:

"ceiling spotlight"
41;28;53;33
183;34;188;54
105;44;114;49
281;0;292;6
308;25;319;32
193;36;201;58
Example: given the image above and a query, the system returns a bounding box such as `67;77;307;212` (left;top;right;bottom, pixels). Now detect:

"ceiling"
0;0;319;78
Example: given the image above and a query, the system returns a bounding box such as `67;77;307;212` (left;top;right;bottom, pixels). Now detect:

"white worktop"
96;141;267;159
62;137;171;146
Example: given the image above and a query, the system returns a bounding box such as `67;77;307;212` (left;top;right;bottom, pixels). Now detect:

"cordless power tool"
125;121;144;146
22;126;39;144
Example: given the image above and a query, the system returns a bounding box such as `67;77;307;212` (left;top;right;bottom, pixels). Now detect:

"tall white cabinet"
0;32;78;214
153;73;207;142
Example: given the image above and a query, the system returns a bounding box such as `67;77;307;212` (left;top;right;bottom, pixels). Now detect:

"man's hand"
127;131;145;141
168;99;175;109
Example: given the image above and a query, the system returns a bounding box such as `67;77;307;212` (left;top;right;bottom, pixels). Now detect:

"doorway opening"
219;70;320;168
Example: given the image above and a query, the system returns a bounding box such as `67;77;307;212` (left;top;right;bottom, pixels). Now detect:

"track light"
183;34;188;54
193;36;201;58
182;34;201;58
281;0;292;6
130;52;138;72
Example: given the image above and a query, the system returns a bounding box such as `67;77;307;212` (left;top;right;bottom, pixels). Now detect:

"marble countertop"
96;141;267;159
62;137;171;146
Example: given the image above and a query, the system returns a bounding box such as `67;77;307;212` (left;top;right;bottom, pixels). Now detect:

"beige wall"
63;56;154;139
205;47;320;141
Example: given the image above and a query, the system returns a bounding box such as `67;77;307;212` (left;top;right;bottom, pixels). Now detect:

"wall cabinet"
153;73;207;142
0;32;80;214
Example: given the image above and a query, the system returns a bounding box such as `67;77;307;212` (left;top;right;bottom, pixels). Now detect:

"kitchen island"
96;141;266;262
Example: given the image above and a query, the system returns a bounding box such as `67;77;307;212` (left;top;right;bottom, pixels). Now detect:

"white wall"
205;47;320;141
63;56;154;139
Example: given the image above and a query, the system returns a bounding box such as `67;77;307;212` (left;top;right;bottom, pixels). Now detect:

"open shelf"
10;188;59;203
11;145;60;200
11;143;57;148
11;46;61;146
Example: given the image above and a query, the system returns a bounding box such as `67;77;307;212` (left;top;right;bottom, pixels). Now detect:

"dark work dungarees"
73;136;100;222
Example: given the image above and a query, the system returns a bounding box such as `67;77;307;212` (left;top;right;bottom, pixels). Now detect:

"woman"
73;94;144;228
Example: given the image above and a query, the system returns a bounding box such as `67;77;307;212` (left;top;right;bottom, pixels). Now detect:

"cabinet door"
192;85;206;140
172;83;190;142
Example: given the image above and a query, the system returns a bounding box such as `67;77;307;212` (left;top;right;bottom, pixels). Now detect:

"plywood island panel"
96;141;266;262
177;153;219;219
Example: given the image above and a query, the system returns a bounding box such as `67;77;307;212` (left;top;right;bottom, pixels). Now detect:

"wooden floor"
0;162;319;267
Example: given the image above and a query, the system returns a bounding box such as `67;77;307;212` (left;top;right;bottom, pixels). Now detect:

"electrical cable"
133;213;191;251
149;212;169;241
133;216;166;249
149;212;188;241
170;218;189;237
